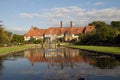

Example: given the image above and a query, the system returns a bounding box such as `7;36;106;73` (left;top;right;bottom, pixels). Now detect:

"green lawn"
67;45;120;55
0;45;32;55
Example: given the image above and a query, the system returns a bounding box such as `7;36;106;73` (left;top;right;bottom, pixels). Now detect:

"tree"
89;21;107;29
24;37;43;44
0;21;12;46
34;39;43;44
11;34;24;45
78;34;84;42
111;21;120;30
0;21;4;42
80;21;120;45
96;26;119;44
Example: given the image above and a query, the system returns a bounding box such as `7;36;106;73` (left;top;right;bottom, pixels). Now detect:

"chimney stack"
31;26;34;29
60;21;63;28
70;21;73;28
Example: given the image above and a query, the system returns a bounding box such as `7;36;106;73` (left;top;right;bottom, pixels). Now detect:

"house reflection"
24;48;95;69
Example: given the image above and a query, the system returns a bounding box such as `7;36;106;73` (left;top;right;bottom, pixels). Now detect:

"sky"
0;0;120;34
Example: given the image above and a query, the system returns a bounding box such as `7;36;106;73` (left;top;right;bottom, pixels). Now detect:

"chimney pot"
70;21;73;28
60;21;63;28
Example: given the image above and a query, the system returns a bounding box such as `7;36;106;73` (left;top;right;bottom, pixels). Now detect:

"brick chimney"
60;21;63;28
31;26;34;29
70;21;73;28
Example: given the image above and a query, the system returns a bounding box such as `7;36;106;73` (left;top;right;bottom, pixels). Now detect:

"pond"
0;47;120;80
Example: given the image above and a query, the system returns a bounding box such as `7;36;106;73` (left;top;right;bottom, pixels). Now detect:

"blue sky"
0;0;120;34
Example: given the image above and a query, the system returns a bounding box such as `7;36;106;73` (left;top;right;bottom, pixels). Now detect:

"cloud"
86;8;120;22
20;6;120;26
20;13;40;18
95;2;104;6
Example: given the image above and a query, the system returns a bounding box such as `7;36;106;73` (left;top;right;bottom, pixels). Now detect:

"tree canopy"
11;34;24;45
78;21;120;46
89;21;107;29
111;21;120;30
0;22;12;46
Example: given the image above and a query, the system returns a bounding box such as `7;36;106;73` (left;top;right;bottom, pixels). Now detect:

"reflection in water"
24;48;96;80
81;51;120;69
0;57;4;76
24;48;120;80
93;56;120;69
25;48;95;69
25;48;120;69
0;48;120;80
0;52;24;76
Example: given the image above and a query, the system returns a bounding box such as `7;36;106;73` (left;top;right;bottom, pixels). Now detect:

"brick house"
24;21;95;42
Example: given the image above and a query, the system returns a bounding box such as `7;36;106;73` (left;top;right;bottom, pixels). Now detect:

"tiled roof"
45;27;61;35
69;27;84;34
24;26;95;36
84;26;95;32
60;27;69;34
24;28;47;36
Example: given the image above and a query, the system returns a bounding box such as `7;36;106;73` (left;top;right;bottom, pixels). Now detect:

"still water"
0;47;120;80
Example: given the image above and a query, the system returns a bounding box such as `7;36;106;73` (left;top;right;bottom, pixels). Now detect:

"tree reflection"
0;57;5;76
93;56;120;69
24;48;120;79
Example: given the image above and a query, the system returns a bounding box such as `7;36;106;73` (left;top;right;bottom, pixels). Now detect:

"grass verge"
0;45;34;56
67;45;120;55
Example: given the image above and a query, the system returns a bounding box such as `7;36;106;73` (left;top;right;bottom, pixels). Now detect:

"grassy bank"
67;45;120;55
0;45;37;56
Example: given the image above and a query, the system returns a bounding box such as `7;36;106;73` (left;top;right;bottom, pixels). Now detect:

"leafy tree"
78;34;84;42
0;22;12;46
25;37;43;44
0;22;4;43
34;39;43;44
89;21;107;30
0;27;4;42
111;21;120;30
97;26;119;42
80;21;120;45
11;34;24;45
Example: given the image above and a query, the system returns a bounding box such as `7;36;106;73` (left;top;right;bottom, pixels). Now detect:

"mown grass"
67;45;120;55
0;45;32;55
